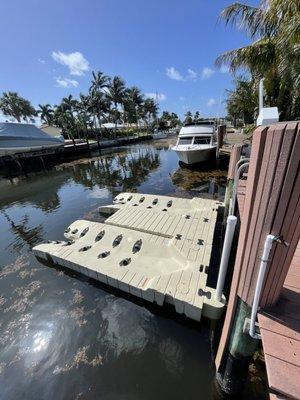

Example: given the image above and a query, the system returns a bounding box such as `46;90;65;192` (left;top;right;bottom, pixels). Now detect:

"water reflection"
0;140;227;400
2;210;44;251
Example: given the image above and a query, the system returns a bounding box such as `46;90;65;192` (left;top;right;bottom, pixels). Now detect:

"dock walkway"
33;193;225;322
258;241;300;399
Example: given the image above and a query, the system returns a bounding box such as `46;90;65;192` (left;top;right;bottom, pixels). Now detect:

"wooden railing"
216;121;300;369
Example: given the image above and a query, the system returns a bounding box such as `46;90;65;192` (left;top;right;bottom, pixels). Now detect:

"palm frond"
219;2;265;38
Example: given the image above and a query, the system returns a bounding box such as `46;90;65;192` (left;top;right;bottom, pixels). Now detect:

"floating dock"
33;193;225;322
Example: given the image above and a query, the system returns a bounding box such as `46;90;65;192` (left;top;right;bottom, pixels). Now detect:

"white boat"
152;130;168;140
0;122;64;157
171;122;216;165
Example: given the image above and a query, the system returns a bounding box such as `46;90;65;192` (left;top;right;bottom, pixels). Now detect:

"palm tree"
216;0;300;120
89;91;110;138
89;71;111;138
226;77;257;125
54;95;82;142
184;111;193;124
143;98;158;129
0;92;36;122
107;76;127;134
89;71;110;95
38;104;54;125
61;94;77;113
194;111;200;123
125;86;144;126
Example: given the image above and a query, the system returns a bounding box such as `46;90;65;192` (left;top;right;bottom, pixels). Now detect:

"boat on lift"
171;122;216;165
0;122;64;157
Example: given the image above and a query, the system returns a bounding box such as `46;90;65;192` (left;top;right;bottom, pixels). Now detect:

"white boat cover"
0;122;64;154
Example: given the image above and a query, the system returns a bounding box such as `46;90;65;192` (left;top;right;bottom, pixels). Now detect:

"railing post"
216;216;237;301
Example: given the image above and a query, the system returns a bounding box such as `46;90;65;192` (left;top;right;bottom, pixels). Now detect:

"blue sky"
0;0;255;120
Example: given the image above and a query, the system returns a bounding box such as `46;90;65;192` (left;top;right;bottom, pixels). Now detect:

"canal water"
0;139;228;400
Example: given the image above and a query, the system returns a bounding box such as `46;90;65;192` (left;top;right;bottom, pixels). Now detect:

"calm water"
0;139;228;400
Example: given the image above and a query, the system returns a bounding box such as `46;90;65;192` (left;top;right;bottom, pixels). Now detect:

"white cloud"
145;92;166;102
38;58;46;64
220;65;230;74
187;68;197;80
166;67;183;81
52;51;89;76
201;67;215;79
207;98;216;107
179;96;185;101
55;77;79;88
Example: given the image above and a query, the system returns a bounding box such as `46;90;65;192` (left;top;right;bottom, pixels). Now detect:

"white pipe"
230;160;250;215
259;79;264;112
249;234;275;339
216;215;237;301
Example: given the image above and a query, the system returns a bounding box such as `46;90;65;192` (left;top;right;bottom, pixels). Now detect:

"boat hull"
0;141;63;157
172;146;216;165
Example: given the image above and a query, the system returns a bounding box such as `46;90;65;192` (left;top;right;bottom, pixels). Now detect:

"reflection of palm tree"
68;147;161;196
1;211;44;250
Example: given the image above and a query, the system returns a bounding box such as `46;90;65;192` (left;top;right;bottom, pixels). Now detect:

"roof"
179;124;215;136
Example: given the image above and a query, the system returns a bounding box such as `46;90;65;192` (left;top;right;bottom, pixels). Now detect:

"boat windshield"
178;136;193;145
194;137;211;145
178;136;211;145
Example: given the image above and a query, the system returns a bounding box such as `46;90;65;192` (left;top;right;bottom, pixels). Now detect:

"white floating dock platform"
33;193;225;322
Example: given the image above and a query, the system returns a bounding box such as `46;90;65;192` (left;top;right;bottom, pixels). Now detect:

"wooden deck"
258;241;300;399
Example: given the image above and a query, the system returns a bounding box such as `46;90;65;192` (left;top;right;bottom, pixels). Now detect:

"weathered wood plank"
264;354;300;399
215;126;268;370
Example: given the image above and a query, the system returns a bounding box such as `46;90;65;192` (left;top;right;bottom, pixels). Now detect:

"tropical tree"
184;111;193;124
216;0;300;120
107;76;127;133
226;77;257;125
89;70;111;137
37;104;54;125
143;98;158;129
89;71;110;95
53;104;76;143
194;111;200;123
61;94;77;113
169;112;180;128
0;92;37;122
124;86;144;126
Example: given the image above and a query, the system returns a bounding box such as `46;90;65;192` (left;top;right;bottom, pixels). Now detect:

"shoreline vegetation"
217;0;299;126
0;73;182;143
0;0;299;145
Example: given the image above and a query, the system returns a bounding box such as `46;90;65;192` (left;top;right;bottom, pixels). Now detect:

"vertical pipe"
230;160;249;216
216;215;237;301
259;79;264;112
249;234;275;338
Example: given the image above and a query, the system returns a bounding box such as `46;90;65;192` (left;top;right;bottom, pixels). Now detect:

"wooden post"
223;144;243;220
216;125;226;158
215;122;300;395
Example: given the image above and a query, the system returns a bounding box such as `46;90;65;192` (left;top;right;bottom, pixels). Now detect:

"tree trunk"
96;114;101;150
114;103;118;139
